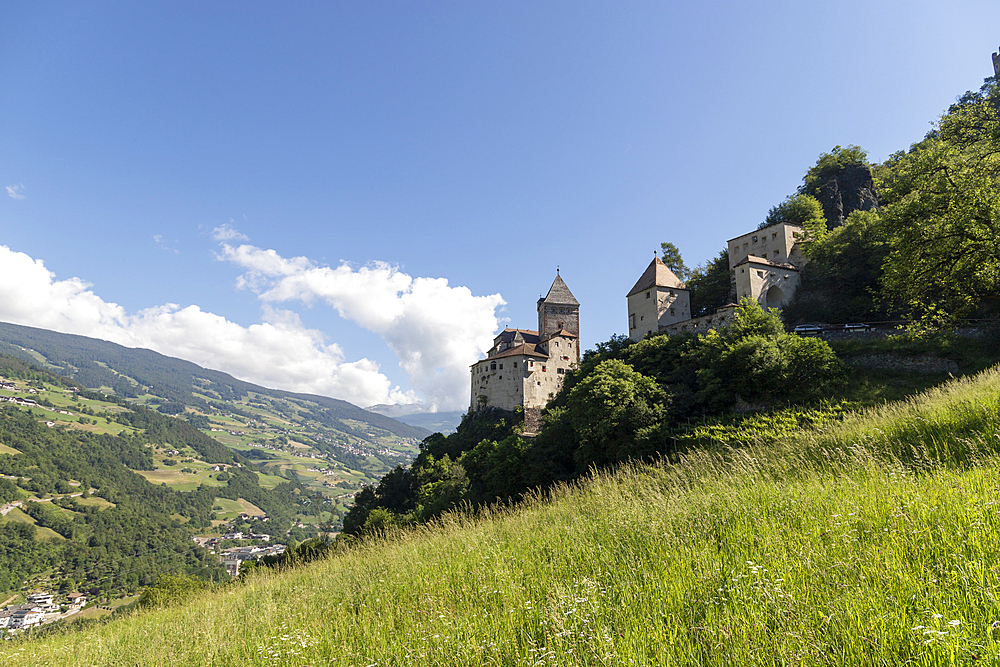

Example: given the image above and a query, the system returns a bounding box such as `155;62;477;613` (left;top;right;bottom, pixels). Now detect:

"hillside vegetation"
10;364;1000;665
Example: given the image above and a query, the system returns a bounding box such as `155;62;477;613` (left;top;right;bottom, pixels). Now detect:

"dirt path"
1;594;17;607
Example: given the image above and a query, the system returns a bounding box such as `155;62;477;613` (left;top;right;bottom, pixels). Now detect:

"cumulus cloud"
6;184;25;200
212;223;249;242
215;232;505;411
0;245;421;408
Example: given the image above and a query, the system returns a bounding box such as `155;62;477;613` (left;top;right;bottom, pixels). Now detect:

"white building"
727;222;805;310
626;257;691;342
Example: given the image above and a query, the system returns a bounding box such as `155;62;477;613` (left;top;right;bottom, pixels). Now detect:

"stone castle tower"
471;273;580;431
994;47;1000;78
537;272;580;340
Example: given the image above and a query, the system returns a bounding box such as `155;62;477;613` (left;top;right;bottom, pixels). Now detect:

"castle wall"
538;302;579;339
728;223;804;270
470;356;529;412
734;261;800;309
659;305;737;335
470;335;578;412
627;286;691;341
525;336;577;408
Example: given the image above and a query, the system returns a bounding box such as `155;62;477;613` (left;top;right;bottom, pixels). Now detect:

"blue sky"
2;2;999;411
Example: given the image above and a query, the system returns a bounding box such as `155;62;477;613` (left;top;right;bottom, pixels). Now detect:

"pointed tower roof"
627;257;687;297
540;272;579;306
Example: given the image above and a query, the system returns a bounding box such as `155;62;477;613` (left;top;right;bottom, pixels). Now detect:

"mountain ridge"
0;321;429;441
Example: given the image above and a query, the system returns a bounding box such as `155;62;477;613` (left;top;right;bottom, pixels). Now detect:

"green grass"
0;507;65;542
0;506;34;524
0;441;19;455
75;496;115;510
253;471;287;489
13;366;1000;665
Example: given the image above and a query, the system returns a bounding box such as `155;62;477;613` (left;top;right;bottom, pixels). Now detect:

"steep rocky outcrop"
810;162;879;229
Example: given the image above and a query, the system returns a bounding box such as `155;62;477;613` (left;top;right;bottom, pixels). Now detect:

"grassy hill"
0;321;436;525
11;362;1000;663
0;321;429;441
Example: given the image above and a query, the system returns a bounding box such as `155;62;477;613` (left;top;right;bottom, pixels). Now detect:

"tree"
687;249;732;317
565;359;666;469
877;80;1000;329
696;299;841;407
659;242;691;281
782;209;892;325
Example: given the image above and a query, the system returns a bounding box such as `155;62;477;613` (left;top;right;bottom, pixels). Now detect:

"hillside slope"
12;364;1000;664
0;321;429;441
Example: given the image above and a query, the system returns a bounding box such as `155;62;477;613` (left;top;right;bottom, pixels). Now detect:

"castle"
470;273;580;422
627;221;807;341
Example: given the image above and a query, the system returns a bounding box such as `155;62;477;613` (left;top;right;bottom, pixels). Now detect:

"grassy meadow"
10;367;1000;665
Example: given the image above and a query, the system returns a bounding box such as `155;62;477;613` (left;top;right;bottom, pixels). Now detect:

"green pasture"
0;507;65;542
0;442;19;455
75;496;115;510
136;466;226;491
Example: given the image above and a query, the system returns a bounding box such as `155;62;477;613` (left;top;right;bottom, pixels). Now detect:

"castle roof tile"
627;257;687;297
732;255;799;271
538;273;579;306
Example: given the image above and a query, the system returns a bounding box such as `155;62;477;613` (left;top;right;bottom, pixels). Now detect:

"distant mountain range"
0;321;430;441
366;404;465;434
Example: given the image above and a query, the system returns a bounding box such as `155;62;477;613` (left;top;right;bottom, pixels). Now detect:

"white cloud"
0;245;420;408
6;184;25;200
153;234;180;254
212;224;249;242
216;236;505;411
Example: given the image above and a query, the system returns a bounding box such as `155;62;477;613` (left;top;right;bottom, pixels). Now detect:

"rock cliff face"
812;162;879;228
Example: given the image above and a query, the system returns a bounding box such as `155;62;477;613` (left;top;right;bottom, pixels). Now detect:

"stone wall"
843;354;959;374
659;305;737;336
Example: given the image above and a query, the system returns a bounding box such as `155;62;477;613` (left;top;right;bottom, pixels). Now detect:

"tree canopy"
659;242;691;281
876;79;1000;328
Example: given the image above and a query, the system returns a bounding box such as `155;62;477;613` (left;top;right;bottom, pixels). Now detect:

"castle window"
490;362;496;371
629;314;635;329
542;366;547;372
646;291;650;299
499;363;503;369
670;308;675;315
752;235;758;243
513;362;517;368
772;233;777;239
557;368;565;374
774;250;779;256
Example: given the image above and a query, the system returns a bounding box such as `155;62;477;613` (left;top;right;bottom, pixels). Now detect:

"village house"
6;605;44;630
26;592;57;612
